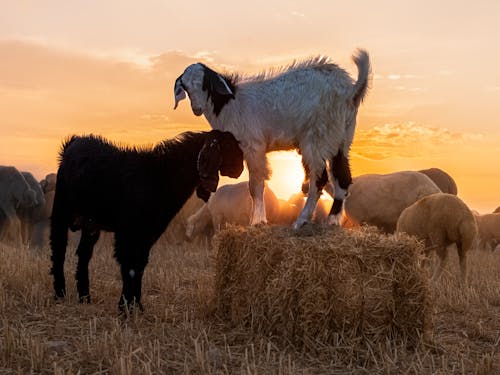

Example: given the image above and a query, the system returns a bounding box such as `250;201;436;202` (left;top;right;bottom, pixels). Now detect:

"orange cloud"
352;122;484;160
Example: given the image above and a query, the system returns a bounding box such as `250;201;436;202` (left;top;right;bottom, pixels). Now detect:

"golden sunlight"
267;151;305;201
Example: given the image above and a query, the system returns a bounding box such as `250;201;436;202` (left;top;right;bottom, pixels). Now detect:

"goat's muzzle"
197;174;219;202
191;106;203;116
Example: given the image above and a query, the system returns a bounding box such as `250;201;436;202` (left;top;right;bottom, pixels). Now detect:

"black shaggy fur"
329;150;352;216
50;130;243;311
301;150;352;217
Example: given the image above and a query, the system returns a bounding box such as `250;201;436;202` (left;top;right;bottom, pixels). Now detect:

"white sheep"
174;49;371;229
185;181;280;242
343;171;441;233
475;213;500;252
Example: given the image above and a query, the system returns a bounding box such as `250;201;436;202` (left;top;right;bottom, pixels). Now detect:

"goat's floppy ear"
196;185;212;202
202;66;235;98
213;73;234;97
173;75;187;109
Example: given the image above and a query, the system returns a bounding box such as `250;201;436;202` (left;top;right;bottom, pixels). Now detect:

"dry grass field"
0;226;499;374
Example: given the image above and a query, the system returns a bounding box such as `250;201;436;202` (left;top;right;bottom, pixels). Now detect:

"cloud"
0;40;222;136
387;74;401;80
378;73;422;80
290;11;305;17
352;123;483;160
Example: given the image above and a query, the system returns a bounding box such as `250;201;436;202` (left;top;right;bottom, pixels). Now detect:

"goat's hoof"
118;299;144;315
252;222;267;227
327;214;342;226
54;288;66;301
292;219;307;230
79;295;91;304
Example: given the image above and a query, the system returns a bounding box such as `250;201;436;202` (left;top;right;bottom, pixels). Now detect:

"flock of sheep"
1;48;499;312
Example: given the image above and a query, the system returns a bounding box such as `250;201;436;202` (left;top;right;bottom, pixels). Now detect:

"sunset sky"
1;1;499;212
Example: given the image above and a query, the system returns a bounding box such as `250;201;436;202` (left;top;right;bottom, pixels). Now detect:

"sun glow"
266;151;305;201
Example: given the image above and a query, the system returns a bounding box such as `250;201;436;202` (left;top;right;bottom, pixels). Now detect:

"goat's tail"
50;171;70;298
351;49;371;107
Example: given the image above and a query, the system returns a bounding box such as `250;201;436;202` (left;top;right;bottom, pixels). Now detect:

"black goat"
50;130;243;311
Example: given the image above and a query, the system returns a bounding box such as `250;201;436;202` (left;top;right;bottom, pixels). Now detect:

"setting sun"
266;151;305;201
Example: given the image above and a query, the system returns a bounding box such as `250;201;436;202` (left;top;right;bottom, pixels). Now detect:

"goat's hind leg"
75;229;100;303
50;202;69;300
294;165;327;229
328;150;352;225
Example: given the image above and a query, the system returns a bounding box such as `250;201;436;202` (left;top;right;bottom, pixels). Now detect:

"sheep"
40;173;57;192
50;130;243;311
184;204;213;245
185;181;280;242
17;171;46;245
396;193;477;283
418;168;458;195
173;49;371;229
0;166;38;245
275;199;300;225
343;171;441;233
30;173;58;249
475;213;500;252
303;166;457;200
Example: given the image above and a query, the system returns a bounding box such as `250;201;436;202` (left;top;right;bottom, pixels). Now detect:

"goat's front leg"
294;168;326;229
249;175;266;225
247;150;270;225
115;235;151;312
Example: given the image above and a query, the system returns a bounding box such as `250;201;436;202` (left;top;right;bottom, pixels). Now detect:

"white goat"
174;49;371;228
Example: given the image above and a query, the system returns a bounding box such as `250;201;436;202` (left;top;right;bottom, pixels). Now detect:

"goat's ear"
213;73;234;97
196;185;212;202
173;75;187;109
202;67;234;98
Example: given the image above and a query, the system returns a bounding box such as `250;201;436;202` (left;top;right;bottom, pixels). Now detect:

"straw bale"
214;225;432;349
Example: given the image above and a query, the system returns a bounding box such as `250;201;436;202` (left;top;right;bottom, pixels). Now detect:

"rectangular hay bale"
214;225;432;349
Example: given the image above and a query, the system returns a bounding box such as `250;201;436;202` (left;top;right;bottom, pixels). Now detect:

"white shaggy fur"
174;50;371;228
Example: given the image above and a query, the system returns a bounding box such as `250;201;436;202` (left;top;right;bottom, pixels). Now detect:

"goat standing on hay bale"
173;49;371;229
396;193;477;283
50;130;243;311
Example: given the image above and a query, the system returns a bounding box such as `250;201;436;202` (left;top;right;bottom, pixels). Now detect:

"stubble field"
0;228;499;374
